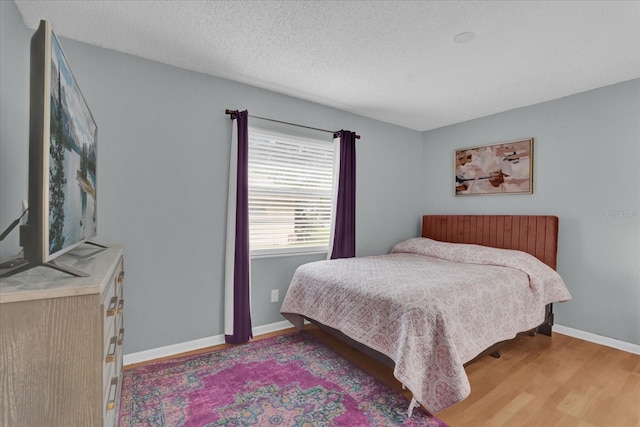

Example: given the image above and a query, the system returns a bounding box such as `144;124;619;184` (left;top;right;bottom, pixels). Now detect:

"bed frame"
307;214;560;368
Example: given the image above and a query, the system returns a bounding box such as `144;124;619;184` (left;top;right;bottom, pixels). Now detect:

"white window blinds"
248;128;335;256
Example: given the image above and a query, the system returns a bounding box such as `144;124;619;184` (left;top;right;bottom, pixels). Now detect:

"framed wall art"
455;138;533;196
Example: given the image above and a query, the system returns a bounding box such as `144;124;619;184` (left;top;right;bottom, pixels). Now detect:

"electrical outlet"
271;289;279;303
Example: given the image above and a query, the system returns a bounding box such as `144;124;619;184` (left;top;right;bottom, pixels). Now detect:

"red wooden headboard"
422;215;559;270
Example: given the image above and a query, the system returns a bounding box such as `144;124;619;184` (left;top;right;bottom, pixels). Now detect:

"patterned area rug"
119;331;449;426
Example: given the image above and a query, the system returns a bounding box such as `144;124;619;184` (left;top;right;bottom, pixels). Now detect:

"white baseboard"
123;334;226;366
123;320;296;366
124;321;640;367
252;320;296;337
554;324;640;355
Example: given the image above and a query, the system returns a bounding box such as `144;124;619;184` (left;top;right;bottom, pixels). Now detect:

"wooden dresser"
0;244;124;427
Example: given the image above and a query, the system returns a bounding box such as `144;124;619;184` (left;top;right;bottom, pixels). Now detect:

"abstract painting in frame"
455;138;533;196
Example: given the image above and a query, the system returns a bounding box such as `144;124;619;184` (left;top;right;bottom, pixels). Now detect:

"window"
248;128;335;256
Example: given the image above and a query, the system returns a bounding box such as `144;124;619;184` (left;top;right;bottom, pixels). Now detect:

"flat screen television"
4;20;100;277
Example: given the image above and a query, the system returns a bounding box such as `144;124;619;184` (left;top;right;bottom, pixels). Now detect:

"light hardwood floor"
304;327;640;427
125;326;640;426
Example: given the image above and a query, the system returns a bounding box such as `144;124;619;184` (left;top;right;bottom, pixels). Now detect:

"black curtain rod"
225;109;361;139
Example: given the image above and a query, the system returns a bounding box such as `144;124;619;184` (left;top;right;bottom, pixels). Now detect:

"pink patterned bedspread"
280;238;571;413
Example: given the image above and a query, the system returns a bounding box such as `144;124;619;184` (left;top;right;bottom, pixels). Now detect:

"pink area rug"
119;330;448;426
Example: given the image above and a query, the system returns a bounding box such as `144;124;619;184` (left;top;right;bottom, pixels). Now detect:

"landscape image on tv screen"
48;32;97;255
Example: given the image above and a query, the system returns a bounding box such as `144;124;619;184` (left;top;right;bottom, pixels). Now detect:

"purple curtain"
330;130;357;259
225;110;252;344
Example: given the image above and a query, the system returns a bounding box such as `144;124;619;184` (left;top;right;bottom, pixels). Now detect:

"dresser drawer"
103;375;119;426
102;255;124;426
103;335;117;386
102;257;123;355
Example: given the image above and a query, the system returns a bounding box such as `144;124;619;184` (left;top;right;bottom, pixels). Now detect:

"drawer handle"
117;328;124;346
106;377;118;411
106;296;118;317
117;298;124;315
117;271;125;284
105;336;117;363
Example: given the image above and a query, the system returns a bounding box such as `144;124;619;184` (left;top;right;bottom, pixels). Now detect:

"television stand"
0;242;109;278
44;260;90;277
86;240;110;249
0;259;89;278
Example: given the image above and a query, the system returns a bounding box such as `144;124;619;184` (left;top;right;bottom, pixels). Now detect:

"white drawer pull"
106;377;118;411
117;298;124;315
117;271;125;284
117;328;124;346
105;336;117;363
106;296;118;317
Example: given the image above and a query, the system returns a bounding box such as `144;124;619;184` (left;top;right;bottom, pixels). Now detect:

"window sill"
250;250;328;260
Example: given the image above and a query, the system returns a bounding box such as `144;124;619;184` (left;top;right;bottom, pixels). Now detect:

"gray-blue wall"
0;1;31;251
0;1;424;353
422;80;640;345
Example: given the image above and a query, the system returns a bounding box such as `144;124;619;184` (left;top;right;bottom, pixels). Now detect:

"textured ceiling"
14;0;640;131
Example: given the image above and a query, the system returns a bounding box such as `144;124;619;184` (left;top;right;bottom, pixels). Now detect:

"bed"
280;215;571;414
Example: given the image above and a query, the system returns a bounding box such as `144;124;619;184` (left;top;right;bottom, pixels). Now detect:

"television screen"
13;20;99;275
47;27;98;257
